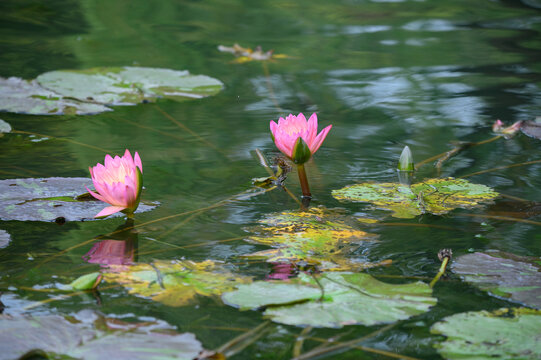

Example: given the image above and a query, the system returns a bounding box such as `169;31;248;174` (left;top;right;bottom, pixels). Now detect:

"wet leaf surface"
37;66;224;105
0;119;11;134
452;250;541;309
0;177;155;222
431;307;541;360
332;178;498;219
242;207;384;271
103;260;252;307
223;272;436;328
520;119;541;139
0;312;203;360
0;230;9;249
0;77;112;115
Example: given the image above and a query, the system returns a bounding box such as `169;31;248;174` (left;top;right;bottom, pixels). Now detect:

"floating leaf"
0;119;11;134
103;260;252;307
218;43;289;63
37;66;223;105
243;207;383;271
520;119;541;139
0;313;203;360
70;272;102;290
223;272;436;328
332;178;498;219
0;230;10;249
0;77;111;115
452;250;541;309
0;177;156;222
431;307;541;360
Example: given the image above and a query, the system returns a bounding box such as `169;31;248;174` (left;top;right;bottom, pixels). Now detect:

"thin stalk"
11;129;112;153
429;257;449;288
297;164;311;198
458;159;541;179
292;327;313;358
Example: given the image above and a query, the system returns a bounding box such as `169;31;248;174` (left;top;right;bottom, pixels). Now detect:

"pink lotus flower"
87;149;143;218
270;113;332;164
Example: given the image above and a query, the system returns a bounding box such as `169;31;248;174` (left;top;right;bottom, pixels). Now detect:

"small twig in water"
430;249;452;288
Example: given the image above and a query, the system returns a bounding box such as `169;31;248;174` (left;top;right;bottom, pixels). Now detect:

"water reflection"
83;219;138;267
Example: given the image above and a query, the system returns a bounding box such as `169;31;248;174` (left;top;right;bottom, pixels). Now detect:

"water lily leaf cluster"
332;177;499;219
0;177;155;222
0;312;203;360
223;272;436;328
0;67;223;115
452;250;541;309
243;207;384;271
431;307;541;360
103;260;252;307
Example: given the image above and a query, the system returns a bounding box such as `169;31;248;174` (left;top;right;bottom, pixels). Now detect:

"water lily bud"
492;120;522;136
292;137;312;164
398;145;414;171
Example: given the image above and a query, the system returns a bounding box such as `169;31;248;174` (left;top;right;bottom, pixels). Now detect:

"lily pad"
0;230;10;249
431;307;541;360
36;66;224;105
0;119;11;134
332;177;498;219
452;250;541;309
0;77;111;115
0;312;202;360
222;272;436;328
243;207;383;271
103;260;252;307
0;177;155;222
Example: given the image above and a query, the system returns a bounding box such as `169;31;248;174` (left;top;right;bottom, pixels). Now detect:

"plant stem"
297;164;311;198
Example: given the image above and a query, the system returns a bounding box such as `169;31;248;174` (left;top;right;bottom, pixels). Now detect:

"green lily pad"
431;307;541;360
222;272;436;328
0;312;203;360
0;77;112;115
332;177;498;219
103;260;252;307
0;230;10;249
0;177;155;222
452;250;541;309
243;207;384;271
36;66;223;105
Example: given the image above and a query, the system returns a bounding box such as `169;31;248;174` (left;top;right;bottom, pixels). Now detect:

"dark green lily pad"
0;177;155;222
0;119;11;134
242;207;385;271
452;250;541;309
103;260;252;307
332;177;498;219
36;66;223;105
0;230;10;249
0;312;203;360
0;77;111;115
222;272;436;328
431;307;541;360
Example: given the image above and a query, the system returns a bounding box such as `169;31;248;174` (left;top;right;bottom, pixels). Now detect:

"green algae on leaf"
0;313;203;360
223;272;436;328
452;250;541;309
332;177;498;219
36;66;224;105
103;260;252;307
0;177;155;222
243;207;384;271
431;307;541;360
0;77;111;115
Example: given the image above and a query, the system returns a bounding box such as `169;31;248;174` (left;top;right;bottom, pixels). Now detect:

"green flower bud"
398;145;414;171
292;137;312;164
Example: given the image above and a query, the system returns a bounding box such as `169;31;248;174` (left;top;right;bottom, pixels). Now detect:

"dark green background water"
1;0;541;358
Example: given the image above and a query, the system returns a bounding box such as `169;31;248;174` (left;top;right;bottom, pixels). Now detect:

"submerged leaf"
332;178;498;219
431;307;541;360
0;77;111;115
0;177;155;222
0;313;203;360
452;250;541;309
243;207;383;271
223;272;436;328
37;66;223;105
103;260;252;307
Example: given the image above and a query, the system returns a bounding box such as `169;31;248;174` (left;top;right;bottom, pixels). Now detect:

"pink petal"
86;186;106;203
95;205;127;218
309;124;332;155
133;151;143;173
306;113;318;145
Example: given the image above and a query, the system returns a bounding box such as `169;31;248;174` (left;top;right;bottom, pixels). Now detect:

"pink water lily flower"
86;149;143;218
270;113;332;163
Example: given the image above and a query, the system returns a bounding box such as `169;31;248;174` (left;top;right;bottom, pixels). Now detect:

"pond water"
1;0;541;359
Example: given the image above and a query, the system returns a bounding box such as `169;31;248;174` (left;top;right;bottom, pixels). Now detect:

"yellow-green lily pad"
431;307;541;360
223;272;436;328
243;207;383;271
332;177;498;219
452;250;541;309
103;260;252;307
